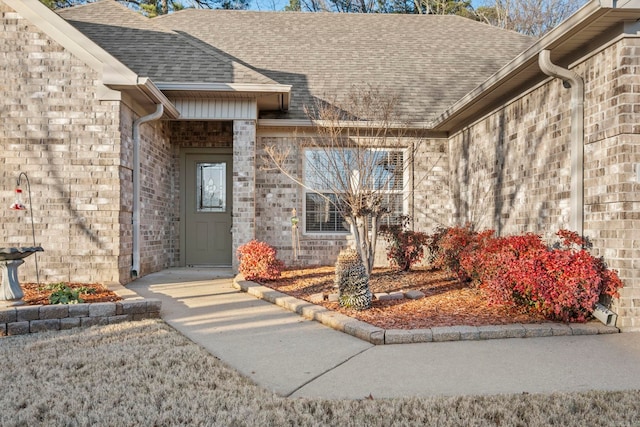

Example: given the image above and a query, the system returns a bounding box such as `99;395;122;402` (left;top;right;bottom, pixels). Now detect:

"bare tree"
284;0;474;14
40;0;249;15
264;87;421;277
476;0;585;37
254;0;283;10
418;0;474;16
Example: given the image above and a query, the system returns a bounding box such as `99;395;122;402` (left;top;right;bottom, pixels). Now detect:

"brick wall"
255;135;349;266
449;38;640;331
412;138;451;233
121;106;176;281
172;121;233;149
1;4;123;285
232;120;257;270
581;38;640;331
0;4;179;285
449;87;572;236
255;135;449;267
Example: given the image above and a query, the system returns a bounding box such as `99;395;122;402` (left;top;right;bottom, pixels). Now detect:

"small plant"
236;240;285;283
46;283;96;305
380;216;428;272
335;248;371;310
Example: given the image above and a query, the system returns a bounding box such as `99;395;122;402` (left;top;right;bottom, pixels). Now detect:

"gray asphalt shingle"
58;1;535;122
58;1;277;86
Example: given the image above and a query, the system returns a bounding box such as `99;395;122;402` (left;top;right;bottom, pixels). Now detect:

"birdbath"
0;247;44;306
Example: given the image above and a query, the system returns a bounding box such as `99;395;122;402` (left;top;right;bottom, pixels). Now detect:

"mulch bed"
19;268;548;329
263;266;548;329
21;282;121;305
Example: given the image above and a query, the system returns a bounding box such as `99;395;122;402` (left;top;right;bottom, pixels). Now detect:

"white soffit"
172;98;257;120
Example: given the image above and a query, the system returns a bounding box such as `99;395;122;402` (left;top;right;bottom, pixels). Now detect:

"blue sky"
250;0;288;10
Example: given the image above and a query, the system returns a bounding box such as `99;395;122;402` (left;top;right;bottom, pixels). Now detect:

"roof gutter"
135;78;180;118
538;50;584;236
431;0;606;131
131;104;164;278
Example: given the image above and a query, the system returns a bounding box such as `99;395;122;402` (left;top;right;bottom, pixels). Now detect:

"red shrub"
467;233;546;296
427;224;493;283
236;240;285;282
380;217;429;272
457;229;496;285
476;230;624;322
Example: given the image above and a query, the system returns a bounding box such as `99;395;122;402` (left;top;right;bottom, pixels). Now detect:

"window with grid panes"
303;148;404;234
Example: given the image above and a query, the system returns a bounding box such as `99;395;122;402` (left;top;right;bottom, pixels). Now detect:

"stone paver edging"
0;282;161;337
233;275;619;345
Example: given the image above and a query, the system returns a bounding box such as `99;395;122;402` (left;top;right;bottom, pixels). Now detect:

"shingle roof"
59;1;535;122
57;1;278;86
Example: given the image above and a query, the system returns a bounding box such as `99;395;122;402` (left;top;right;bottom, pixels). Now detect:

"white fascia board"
157;82;292;93
5;0;138;85
258;119;432;130
158;82;291;111
258;119;313;127
100;78;181;118
433;0;609;128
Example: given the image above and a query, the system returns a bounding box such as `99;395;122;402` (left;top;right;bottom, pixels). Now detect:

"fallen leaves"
20;282;121;305
267;266;547;329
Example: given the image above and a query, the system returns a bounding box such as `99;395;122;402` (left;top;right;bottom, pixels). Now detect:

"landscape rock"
404;290;425;300
309;293;325;304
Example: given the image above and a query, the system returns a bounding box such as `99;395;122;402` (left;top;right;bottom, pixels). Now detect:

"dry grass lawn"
1;320;639;426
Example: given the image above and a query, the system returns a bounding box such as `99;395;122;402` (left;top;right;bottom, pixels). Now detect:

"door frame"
179;147;233;267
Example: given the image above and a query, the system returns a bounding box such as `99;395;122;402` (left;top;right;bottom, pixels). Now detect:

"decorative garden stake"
8;172;41;285
2;172;44;305
291;208;300;261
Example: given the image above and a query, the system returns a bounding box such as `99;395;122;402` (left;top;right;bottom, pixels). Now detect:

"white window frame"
302;147;407;235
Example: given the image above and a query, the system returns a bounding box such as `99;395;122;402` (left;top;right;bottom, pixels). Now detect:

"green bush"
47;283;96;305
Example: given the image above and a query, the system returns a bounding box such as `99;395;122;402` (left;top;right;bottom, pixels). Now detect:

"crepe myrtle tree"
265;86;420;277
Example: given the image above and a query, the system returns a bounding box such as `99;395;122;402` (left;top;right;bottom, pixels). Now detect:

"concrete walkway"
128;268;640;399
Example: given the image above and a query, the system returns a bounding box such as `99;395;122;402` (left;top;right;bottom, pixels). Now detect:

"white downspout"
538;50;584;236
131;104;164;277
